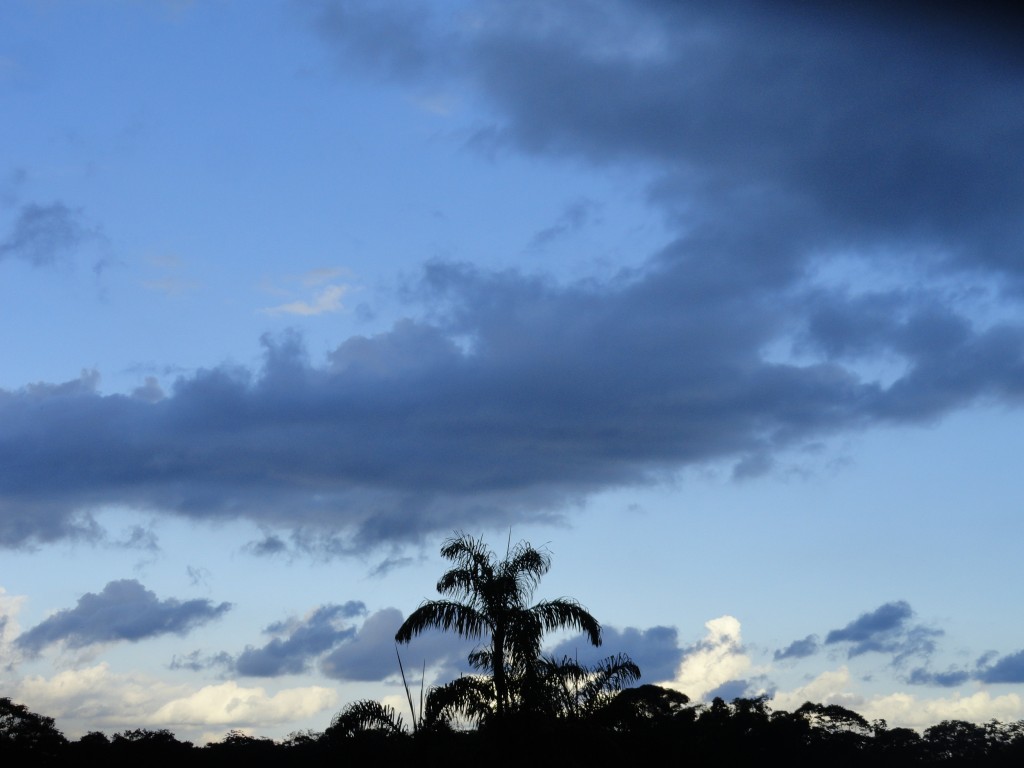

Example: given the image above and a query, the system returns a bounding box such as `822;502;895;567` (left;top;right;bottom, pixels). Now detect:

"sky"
2;0;1024;744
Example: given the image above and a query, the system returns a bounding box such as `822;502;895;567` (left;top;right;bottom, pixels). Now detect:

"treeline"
7;535;1021;766
5;693;1024;767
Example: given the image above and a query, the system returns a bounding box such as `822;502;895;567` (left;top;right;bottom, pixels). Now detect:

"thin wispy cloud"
262;284;349;316
261;267;352;316
0;202;93;266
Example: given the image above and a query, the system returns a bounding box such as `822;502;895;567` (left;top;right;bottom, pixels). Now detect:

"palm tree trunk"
492;631;507;719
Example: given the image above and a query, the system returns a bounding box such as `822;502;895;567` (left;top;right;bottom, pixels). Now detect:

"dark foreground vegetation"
4;535;1023;766
7;692;1024;768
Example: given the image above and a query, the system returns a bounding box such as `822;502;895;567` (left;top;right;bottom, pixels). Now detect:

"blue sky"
2;0;1024;743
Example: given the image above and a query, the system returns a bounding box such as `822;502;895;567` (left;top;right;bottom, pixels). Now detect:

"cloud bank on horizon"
2;1;1022;554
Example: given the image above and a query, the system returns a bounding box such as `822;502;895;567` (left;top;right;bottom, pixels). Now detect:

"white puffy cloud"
665;616;755;700
770;665;1024;729
150;680;337;727
16;663;190;729
770;666;864;713
13;662;336;739
862;690;1023;730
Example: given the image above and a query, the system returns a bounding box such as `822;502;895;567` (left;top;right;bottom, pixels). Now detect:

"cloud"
169;650;234;673
548;624;683;684
5;260;1024;553
0;587;27;669
907;667;971;687
528;198;600;250
234;602;365;677
770;667;865;715
310;0;450;81
4;4;1024;550
244;533;289;557
0;202;94;266
774;634;820;661
824;601;941;663
978;650;1024;683
14;663;336;738
15;580;231;654
861;690;1023;731
664;616;754;701
314;1;1024;269
149;681;337;727
262;284;349;316
320;607;474;682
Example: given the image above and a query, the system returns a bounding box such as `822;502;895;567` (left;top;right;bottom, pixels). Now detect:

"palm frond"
501;542;550;598
579;653;642;710
395;601;488;643
436;567;478;600
468;648;493;673
530;599;602;647
425;676;495;729
327;700;405;737
439;533;492;570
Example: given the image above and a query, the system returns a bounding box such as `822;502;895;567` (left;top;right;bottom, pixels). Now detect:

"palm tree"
395;533;603;722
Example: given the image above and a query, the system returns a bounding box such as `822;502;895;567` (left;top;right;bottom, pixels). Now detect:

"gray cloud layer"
16;579;231;653
3;2;1024;549
235;601;366;677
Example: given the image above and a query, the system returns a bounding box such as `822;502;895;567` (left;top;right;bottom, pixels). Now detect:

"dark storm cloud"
825;601;941;662
15;580;231;654
3;258;1024;549
549;625;683;684
3;2;1024;549
774;635;820;661
313;1;1024;272
0;202;93;266
320;607;475;682
234;602;366;677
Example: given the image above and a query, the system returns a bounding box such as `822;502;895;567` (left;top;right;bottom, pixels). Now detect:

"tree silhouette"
0;696;67;761
395;532;603;723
